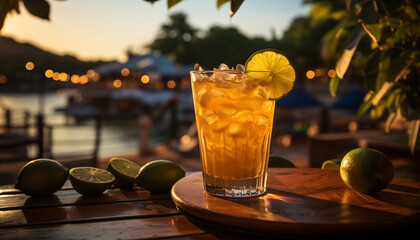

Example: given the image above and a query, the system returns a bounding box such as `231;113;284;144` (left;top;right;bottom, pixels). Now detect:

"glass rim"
190;70;271;74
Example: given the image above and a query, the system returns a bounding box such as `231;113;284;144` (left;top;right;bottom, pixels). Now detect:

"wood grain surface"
171;168;420;236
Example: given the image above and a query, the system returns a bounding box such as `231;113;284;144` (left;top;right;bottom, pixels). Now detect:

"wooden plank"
0;187;170;210
0;181;73;195
0;199;178;228
0;215;205;240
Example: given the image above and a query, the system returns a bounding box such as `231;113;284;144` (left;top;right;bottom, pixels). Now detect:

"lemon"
69;167;115;196
245;49;296;100
321;159;342;170
14;159;69;197
135;160;185;193
268;155;296;168
340;148;394;194
106;158;141;188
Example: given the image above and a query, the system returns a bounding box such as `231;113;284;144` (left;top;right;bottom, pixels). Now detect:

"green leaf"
230;0;244;17
217;0;230;9
329;75;340;98
397;94;408;119
0;0;8;30
408;120;420;154
362;23;381;46
356;93;375;119
364;51;382;91
385;112;396;133
335;24;363;79
168;0;182;9
382;17;401;29
360;0;379;24
144;0;160;4
370;98;387;120
405;5;419;21
22;0;50;20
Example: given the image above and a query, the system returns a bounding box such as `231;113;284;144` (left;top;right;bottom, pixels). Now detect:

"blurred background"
1;0;419;184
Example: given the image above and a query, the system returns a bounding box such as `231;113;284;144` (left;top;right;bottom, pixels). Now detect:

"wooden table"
1;169;419;239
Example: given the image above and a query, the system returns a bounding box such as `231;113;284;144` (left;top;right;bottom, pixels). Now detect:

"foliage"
0;0;50;30
145;0;244;17
306;0;420;152
146;13;197;64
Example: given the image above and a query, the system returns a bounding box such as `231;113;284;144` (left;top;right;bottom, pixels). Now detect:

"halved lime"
136;160;185;193
245;49;296;100
69;167;115;196
106;158;141;188
321;159;342;170
14;159;69;197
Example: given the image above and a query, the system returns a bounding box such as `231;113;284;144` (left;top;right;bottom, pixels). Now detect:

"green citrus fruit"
106;158;141;188
321;159;342;170
268;155;296;168
245;49;296;100
69;167;115;196
14;159;69;197
340;148;394;194
135;160;185;193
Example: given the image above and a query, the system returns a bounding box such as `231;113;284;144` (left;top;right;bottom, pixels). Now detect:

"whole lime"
135;160;185;193
14;159;69;197
268;155;296;168
340;148;394;194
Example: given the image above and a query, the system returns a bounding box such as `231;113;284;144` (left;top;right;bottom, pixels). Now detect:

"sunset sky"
2;0;311;62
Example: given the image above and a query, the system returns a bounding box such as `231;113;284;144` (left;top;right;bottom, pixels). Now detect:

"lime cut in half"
321;159;342;170
107;158;141;188
245;49;296;100
70;167;115;196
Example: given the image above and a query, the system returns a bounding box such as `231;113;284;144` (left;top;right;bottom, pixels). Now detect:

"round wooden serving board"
171;168;420;235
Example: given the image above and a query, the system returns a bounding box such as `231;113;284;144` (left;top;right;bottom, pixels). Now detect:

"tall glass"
190;69;275;197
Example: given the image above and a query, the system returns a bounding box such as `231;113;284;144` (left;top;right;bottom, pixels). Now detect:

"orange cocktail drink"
190;67;275;197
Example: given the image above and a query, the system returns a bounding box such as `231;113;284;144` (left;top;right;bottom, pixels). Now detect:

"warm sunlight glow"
141;75;150;84
25;62;34;71
45;69;53;78
328;69;336;78
121;68;130;77
113;79;122;88
167;80;176;89
306;70;315;79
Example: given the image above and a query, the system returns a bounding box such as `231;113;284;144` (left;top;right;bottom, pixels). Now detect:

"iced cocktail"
191;65;275;197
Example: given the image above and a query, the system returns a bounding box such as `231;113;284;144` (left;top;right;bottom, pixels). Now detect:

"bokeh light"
25;62;34;71
45;69;53;78
113;79;122;88
306;70;315;79
141;75;150;84
167;80;176;89
328;69;336;78
121;68;130;77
